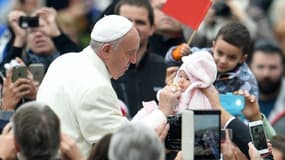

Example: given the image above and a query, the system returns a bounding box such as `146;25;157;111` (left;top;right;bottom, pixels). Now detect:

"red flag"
162;0;212;30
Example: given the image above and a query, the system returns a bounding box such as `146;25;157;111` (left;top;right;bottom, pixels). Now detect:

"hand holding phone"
248;120;269;155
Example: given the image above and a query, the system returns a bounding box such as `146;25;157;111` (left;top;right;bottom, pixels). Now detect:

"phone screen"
250;124;268;151
194;110;220;159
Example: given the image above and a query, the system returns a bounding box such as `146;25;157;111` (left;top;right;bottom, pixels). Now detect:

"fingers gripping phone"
248;120;269;155
12;66;28;82
29;63;45;83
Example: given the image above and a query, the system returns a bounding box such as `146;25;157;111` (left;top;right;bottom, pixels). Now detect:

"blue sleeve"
0;111;13;133
239;63;259;97
165;46;182;67
164;46;207;67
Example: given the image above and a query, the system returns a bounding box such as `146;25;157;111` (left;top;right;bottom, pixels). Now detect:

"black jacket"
112;52;166;117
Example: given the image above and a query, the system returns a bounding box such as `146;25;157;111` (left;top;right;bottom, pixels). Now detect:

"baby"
141;50;217;117
172;50;217;112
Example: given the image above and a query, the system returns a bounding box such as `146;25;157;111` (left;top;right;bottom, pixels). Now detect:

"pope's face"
107;27;140;79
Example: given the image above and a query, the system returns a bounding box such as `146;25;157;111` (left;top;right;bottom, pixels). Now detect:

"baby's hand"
170;83;181;93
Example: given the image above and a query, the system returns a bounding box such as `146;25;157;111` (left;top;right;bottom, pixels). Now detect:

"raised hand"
8;10;28;47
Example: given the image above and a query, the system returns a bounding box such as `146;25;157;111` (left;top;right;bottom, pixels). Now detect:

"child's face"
212;37;247;73
177;70;191;92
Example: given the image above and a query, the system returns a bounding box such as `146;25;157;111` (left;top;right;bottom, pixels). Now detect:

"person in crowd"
165;22;258;97
108;123;165;160
148;0;187;57
11;101;60;160
248;39;285;124
0;58;37;133
0;101;85;160
111;0;166;117
196;0;258;47
1;7;79;73
36;15;179;157
268;0;285;54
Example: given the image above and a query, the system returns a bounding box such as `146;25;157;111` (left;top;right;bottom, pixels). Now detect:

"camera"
19;16;39;28
212;2;231;17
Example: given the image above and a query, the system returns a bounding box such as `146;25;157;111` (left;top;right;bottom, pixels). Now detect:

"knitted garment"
174;51;217;112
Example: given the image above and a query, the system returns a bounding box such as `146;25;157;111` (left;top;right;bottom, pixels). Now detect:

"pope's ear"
101;43;112;60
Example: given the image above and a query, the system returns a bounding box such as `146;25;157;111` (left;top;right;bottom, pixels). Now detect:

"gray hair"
90;38;122;53
12;101;60;160
108;123;165;160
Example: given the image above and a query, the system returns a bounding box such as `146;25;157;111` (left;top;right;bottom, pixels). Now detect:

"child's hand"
233;90;261;121
172;43;191;60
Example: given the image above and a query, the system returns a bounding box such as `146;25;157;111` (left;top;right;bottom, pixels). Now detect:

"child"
165;22;258;97
173;50;217;112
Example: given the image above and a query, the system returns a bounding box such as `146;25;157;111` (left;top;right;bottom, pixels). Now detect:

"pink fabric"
174;51;217;112
142;100;158;113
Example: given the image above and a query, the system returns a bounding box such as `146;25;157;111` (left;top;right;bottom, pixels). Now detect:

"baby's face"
177;70;191;92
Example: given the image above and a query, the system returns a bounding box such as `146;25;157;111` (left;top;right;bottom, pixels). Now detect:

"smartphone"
29;63;45;83
248;120;269;155
165;113;182;150
12;66;28;82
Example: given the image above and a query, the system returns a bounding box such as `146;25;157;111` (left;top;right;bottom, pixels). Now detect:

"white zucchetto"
90;15;133;42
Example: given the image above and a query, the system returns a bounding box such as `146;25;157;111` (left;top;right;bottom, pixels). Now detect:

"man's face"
107;27;140;79
153;8;181;34
119;5;154;51
212;37;246;73
250;51;283;94
150;0;181;35
27;17;55;55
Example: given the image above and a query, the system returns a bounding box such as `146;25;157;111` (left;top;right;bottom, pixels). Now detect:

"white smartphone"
29;63;45;83
248;120;269;155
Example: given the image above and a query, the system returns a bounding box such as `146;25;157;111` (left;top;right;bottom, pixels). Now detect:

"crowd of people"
0;0;285;160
